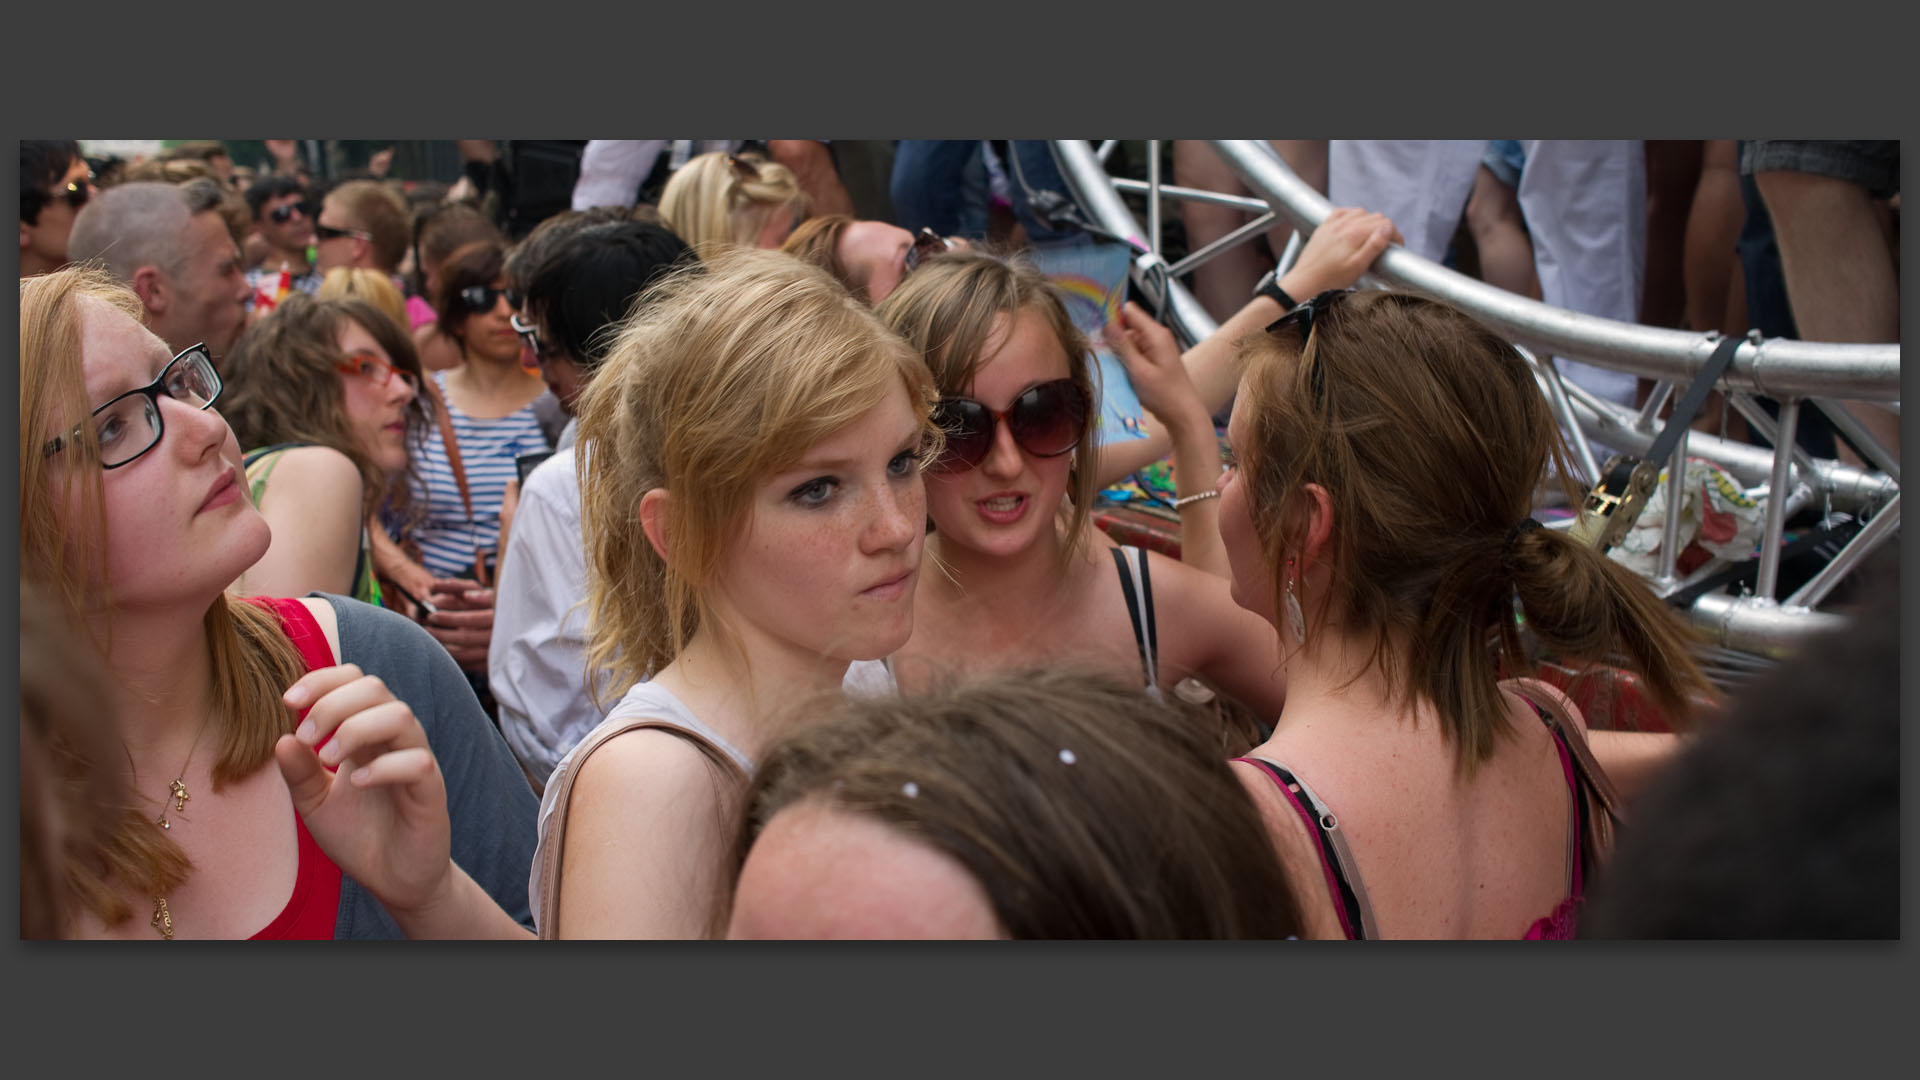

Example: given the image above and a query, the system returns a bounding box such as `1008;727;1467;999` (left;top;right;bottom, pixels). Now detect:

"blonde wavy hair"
19;266;307;929
658;151;806;261
315;265;411;335
576;248;939;701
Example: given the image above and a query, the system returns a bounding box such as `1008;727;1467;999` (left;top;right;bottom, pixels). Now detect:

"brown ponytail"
1237;289;1714;777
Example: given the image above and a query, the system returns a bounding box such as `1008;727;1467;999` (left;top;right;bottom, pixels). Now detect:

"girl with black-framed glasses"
21;265;538;940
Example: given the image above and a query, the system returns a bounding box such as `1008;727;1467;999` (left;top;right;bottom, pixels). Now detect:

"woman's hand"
1280;206;1402;298
425;578;494;671
274;665;453;919
1104;301;1209;434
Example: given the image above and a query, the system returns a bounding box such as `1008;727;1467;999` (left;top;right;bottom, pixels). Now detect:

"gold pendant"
169;778;190;812
151;897;174;940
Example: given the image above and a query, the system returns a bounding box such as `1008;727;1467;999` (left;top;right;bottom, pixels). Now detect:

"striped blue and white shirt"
406;371;551;580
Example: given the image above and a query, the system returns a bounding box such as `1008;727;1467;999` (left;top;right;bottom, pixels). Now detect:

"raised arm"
1095;208;1400;487
1103;301;1228;577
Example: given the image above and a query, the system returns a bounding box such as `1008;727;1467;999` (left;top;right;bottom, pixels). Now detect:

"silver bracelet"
1171;489;1221;510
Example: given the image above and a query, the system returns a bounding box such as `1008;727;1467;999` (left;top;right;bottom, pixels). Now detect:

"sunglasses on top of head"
931;378;1090;473
459;285;522;315
902;227;953;277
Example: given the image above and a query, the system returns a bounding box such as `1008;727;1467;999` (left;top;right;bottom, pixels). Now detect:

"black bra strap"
1112;547;1151;687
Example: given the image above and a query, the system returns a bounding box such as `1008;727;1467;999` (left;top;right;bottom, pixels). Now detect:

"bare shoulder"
257;445;364;508
292;596;343;664
1500;677;1589;734
569;724;734;817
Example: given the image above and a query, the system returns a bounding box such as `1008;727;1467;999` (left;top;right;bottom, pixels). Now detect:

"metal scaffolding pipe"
1109;177;1275;213
1690;593;1850;657
1205;141;1899;401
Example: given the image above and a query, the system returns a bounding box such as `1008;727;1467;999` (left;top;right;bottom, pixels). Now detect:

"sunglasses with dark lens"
902;228;952;277
1264;288;1352;402
931;378;1091;473
58;176;93;211
335;350;419;390
267;202;315;225
459;285;521;315
313;220;371;242
42;343;221;470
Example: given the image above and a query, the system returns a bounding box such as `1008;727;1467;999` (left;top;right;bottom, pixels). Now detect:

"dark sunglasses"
313;220;371;243
902;228;952;277
931;378;1090;473
459;285;522;315
1264;288;1352;402
267;202;315;224
56;175;93;211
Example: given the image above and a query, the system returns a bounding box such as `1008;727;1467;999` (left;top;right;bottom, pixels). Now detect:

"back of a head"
524;220;696;372
315;266;410;335
1234;289;1711;771
65;181;194;283
502;206;635;292
415;202;505;292
327;179;410;272
19;577;133;938
574;247;934;693
779;213;856;294
657;151;804;260
734;666;1304;939
1580;555;1898;939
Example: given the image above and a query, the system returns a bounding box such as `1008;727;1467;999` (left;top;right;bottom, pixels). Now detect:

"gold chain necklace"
133;714;213;941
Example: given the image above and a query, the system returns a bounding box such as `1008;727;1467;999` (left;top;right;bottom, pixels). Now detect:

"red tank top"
244;597;345;940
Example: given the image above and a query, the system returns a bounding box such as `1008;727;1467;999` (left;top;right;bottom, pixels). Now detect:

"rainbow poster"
1028;237;1149;445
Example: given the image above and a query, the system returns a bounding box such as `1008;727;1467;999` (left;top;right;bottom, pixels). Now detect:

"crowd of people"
18;138;1898;940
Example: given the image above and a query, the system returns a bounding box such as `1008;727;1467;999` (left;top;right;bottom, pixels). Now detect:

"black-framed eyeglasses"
42;343;222;470
459;285;521;315
267;201;315;225
1264;288;1351;402
313;220;371;243
902;227;953;277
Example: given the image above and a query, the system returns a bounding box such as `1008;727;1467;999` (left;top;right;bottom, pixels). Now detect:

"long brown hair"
730;667;1304;939
221;293;428;520
875;251;1101;566
19;267;309;925
1235;289;1713;774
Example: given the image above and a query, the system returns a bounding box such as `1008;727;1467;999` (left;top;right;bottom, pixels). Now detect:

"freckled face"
709;380;927;665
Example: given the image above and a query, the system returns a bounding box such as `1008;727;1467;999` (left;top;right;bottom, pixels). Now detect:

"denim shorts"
1741;140;1899;197
1482;139;1527;188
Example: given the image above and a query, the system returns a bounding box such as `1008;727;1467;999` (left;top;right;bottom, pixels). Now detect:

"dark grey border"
8;3;1914;1073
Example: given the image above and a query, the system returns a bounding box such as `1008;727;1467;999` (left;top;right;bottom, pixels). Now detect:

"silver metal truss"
1048;139;1899;660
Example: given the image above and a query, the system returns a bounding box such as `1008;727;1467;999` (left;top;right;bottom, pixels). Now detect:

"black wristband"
1254;270;1297;311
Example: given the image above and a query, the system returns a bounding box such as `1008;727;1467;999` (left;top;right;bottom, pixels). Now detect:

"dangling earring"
1284;560;1307;646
